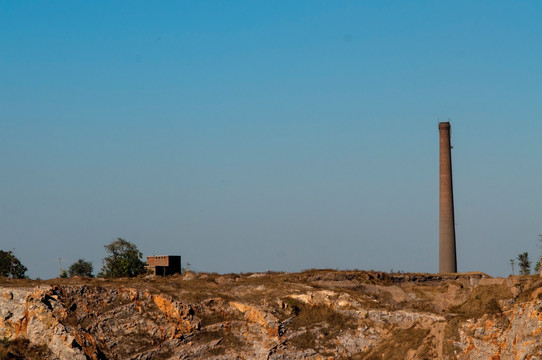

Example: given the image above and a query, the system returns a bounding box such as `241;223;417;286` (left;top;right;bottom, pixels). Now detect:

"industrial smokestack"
439;122;457;273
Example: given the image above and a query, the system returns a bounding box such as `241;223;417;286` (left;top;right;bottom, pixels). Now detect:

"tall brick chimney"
439;122;457;273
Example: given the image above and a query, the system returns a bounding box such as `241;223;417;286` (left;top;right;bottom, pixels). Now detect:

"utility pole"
10;248;15;278
58;258;62;276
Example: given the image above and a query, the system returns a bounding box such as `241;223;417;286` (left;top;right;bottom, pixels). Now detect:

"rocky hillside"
1;270;542;359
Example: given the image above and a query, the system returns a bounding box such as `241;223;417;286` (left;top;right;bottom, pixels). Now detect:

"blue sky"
1;1;541;279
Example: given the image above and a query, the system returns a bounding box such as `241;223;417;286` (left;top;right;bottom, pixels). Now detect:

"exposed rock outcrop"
1;271;541;359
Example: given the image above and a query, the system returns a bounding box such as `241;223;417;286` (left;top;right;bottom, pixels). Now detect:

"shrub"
0;250;27;278
68;259;94;277
100;238;146;278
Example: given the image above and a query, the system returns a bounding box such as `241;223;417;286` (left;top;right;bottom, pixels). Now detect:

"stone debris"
0;271;541;359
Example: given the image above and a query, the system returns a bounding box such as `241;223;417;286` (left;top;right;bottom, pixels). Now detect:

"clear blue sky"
1;1;541;279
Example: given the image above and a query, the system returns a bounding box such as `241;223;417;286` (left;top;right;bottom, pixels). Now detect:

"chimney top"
438;122;451;130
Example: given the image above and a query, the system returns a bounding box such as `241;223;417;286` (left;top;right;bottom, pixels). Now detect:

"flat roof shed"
146;255;181;276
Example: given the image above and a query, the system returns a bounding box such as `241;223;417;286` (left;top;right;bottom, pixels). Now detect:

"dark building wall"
146;256;182;276
167;256;181;269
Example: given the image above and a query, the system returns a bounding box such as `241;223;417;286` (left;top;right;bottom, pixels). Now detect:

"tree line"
3;235;541;279
1;238;146;279
509;235;542;275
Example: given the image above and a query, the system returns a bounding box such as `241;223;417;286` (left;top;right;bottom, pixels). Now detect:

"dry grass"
514;277;542;302
0;338;51;359
442;317;462;357
199;308;242;327
288;329;318;350
284;298;356;351
450;284;512;318
192;329;244;355
360;327;430;360
285;298;353;330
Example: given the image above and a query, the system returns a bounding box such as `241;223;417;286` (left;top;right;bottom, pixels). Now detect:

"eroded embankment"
1;271;542;359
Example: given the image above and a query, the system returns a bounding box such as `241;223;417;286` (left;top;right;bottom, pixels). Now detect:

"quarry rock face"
1;271;541;359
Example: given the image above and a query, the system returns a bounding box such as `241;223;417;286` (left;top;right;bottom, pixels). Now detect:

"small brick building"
146;255;181;276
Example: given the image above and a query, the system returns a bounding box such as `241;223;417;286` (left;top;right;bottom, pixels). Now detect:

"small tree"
68;259;94;277
100;238;145;278
517;252;531;275
535;234;542;274
0;250;28;279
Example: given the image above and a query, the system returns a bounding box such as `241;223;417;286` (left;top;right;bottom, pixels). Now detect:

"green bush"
99;238;146;278
0;250;27;279
68;259;94;277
